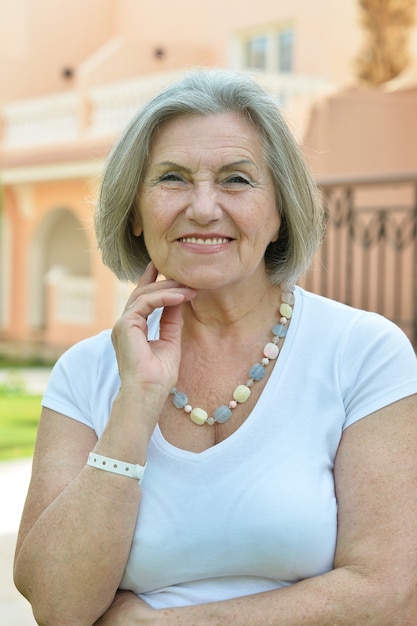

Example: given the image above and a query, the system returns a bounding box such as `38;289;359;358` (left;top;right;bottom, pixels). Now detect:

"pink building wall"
0;0;363;104
304;86;417;178
1;0;417;353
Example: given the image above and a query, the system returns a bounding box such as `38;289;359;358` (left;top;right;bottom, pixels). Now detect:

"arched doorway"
29;207;92;331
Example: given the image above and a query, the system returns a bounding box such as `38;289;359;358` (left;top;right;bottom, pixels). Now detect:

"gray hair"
95;69;325;286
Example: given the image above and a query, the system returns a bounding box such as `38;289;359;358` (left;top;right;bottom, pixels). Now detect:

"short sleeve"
339;312;417;430
42;330;115;430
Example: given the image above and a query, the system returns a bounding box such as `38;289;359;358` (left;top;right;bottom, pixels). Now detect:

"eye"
158;172;184;183
222;175;255;187
154;172;189;189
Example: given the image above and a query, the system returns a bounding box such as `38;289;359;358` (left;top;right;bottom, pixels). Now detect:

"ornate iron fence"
301;172;417;348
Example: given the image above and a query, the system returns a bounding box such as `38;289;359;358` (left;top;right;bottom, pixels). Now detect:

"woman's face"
133;112;280;291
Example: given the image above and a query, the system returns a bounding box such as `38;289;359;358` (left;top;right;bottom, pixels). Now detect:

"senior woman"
14;70;417;625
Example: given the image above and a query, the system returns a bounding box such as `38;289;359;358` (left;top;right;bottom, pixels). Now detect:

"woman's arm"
95;394;417;625
13;266;196;626
13;407;145;626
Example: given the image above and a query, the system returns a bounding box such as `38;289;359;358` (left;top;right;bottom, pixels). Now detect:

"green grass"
0;394;42;461
0;352;56;368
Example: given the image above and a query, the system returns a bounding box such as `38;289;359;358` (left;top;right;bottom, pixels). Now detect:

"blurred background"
1;1;417;623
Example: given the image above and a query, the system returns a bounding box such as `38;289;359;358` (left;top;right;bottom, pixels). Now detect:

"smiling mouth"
179;237;231;245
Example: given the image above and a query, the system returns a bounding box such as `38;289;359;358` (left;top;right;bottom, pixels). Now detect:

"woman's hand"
111;263;196;421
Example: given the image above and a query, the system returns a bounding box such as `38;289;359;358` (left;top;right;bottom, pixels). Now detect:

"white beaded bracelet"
87;452;147;486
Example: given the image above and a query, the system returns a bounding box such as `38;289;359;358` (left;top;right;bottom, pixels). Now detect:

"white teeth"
180;237;229;245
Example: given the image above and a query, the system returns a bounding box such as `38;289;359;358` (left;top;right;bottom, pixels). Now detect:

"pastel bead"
279;302;293;319
263;342;279;360
172;391;188;409
282;291;295;305
272;323;287;338
249;363;266;381
233;385;251;403
214;405;232;423
170;292;292;428
190;407;208;425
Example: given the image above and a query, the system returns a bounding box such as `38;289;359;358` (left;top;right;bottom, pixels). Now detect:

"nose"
185;182;222;224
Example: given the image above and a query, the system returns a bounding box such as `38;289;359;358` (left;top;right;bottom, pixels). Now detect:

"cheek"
141;212;171;255
252;196;280;237
262;193;281;238
134;195;157;238
140;189;183;226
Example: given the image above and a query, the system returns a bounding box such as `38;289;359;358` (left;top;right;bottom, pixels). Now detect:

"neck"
181;279;282;337
170;284;294;428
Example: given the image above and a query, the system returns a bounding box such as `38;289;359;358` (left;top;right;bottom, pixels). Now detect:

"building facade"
1;0;416;354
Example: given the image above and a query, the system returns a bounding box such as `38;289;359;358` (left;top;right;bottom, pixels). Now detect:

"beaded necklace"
170;286;295;426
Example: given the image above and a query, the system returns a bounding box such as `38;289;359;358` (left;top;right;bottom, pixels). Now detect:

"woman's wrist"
111;389;161;441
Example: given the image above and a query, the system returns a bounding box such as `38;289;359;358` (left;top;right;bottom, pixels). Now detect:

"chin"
178;273;231;291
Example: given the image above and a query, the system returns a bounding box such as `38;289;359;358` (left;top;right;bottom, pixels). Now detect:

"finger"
139;261;158;286
123;263;158;313
112;291;190;361
125;287;195;320
158;301;185;344
124;270;188;314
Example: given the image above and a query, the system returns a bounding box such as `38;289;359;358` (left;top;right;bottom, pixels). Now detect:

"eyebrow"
153;161;189;172
153;159;257;173
219;159;257;172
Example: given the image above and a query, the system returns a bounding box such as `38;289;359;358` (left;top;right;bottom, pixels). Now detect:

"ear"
131;210;143;237
270;226;280;243
270;212;281;243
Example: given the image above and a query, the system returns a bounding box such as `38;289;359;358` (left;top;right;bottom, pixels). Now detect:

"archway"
29;207;92;330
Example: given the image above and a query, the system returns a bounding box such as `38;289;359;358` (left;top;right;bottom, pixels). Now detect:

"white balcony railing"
1;70;332;151
2;92;80;149
87;71;187;138
47;272;95;325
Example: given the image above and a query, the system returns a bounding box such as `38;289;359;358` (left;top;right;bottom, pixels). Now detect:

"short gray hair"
95;69;325;286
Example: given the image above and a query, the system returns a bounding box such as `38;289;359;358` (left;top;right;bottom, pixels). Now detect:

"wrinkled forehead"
145;111;269;170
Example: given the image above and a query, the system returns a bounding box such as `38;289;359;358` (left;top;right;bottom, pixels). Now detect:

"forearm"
15;472;139;625
14;395;152;626
166;574;364;626
115;568;410;626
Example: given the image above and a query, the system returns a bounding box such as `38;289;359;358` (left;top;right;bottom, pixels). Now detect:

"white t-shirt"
42;288;417;609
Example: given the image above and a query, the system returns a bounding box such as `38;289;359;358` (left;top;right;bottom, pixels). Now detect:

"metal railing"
302;172;417;347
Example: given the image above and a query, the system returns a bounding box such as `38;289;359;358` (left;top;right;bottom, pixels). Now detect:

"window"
246;36;268;70
239;26;294;74
278;29;293;72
